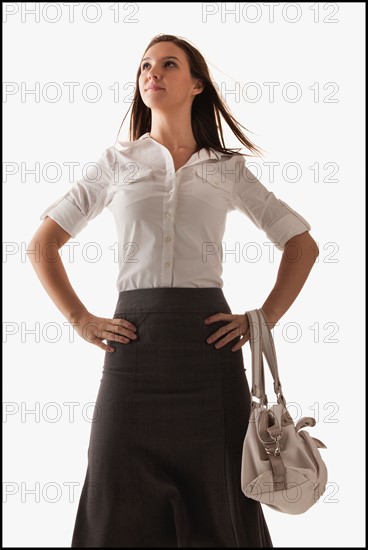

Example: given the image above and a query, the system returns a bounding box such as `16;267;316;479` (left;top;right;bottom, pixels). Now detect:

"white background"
3;2;365;547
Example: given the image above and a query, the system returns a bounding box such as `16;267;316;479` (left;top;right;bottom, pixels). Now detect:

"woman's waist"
114;287;231;314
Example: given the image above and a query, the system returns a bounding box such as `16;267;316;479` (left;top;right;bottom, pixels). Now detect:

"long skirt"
71;287;273;547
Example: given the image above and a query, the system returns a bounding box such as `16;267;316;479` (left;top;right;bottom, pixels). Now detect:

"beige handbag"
241;308;328;514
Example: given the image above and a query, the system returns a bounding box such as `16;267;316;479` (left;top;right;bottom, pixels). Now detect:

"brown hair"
115;33;265;159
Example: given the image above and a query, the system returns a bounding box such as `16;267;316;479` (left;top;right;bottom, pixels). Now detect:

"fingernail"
204;319;209;324
109;347;115;352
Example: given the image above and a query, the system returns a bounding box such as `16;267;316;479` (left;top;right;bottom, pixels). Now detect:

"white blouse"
40;132;312;291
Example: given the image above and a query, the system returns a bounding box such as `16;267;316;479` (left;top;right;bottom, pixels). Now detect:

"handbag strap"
256;309;285;404
245;308;286;407
246;309;267;405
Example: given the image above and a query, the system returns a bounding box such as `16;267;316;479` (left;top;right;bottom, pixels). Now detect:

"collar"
138;132;225;161
115;132;230;168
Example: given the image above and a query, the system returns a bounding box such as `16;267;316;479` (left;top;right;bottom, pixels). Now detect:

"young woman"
27;34;319;548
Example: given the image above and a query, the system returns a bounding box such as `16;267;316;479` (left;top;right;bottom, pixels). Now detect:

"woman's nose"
147;66;161;79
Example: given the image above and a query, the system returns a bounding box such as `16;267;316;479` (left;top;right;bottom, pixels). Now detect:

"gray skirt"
71;287;273;547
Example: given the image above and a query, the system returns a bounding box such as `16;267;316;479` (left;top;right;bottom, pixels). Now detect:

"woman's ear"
193;79;205;95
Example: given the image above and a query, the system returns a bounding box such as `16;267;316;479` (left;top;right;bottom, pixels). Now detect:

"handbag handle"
245;309;267;405
245;308;286;407
256;309;285;404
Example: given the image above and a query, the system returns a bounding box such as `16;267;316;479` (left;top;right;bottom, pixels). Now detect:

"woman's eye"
141;61;176;70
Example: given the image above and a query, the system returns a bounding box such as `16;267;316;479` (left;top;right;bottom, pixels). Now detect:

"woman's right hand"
71;311;137;352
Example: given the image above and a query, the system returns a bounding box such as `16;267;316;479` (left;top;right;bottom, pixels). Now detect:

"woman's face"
138;41;202;112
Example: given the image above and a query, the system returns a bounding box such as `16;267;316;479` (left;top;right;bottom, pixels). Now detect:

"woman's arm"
261;231;319;329
26;217;89;323
26;217;137;352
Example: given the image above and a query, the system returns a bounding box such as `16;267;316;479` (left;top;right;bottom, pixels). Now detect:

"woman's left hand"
203;313;250;352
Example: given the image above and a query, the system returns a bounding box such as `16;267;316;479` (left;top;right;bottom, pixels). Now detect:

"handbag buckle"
265;433;283;457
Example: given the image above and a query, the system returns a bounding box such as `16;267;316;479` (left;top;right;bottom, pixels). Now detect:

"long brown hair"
115;33;265;159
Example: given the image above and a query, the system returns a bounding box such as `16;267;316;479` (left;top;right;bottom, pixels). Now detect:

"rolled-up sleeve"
39;147;115;238
230;159;312;251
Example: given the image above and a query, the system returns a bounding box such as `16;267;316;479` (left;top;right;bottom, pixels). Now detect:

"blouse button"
164;261;170;268
165;236;172;242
